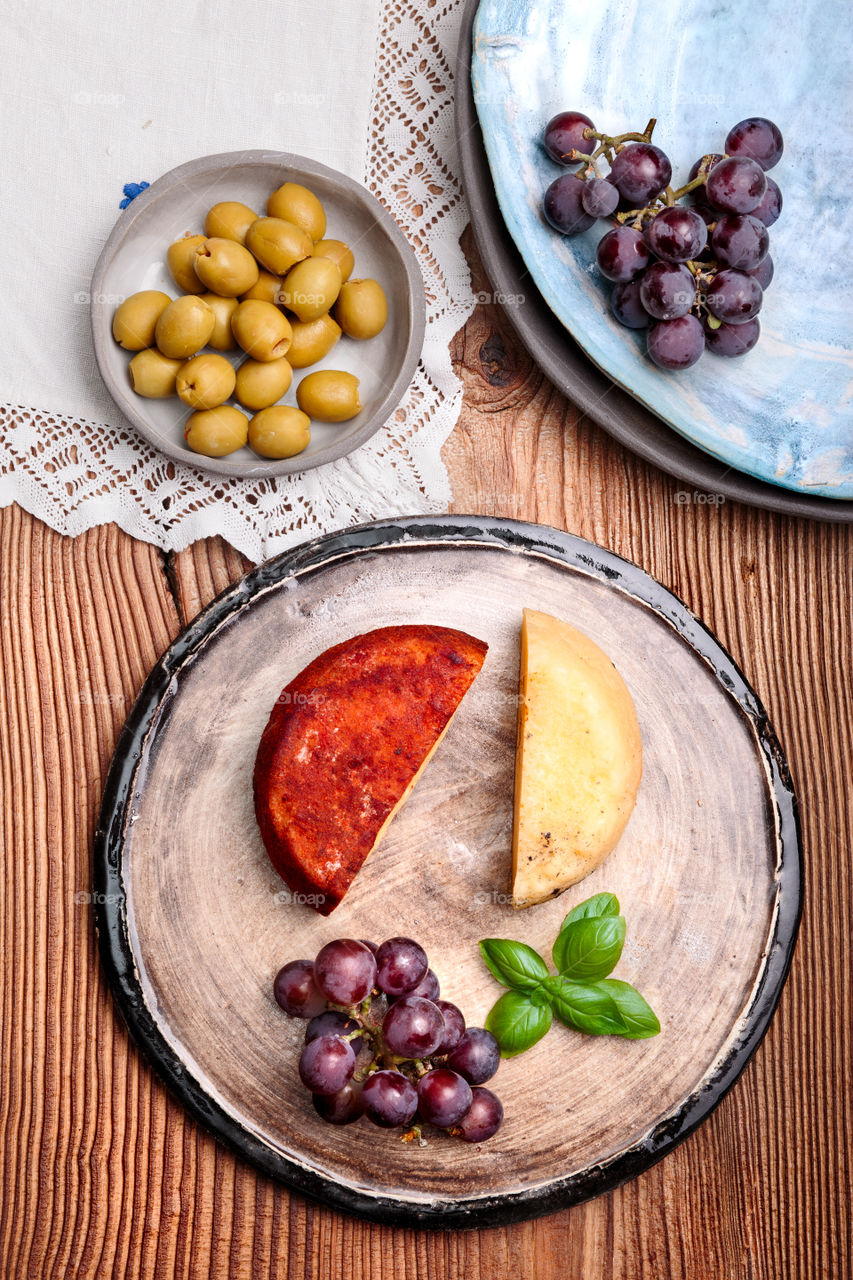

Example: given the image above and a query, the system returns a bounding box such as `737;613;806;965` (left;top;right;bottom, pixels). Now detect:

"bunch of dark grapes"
541;114;783;371
273;937;503;1143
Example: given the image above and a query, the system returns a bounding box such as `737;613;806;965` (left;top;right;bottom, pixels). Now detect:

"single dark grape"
273;959;327;1019
616;191;640;214
455;1087;504;1142
417;1069;473;1128
750;178;782;228
581;177;619;218
646;206;707;263
688;153;724;183
745;254;774;289
543;174;597;235
705;157;767;214
305;1010;364;1053
312;1080;364;1125
313;938;377;1006
725;117;784;171
382;995;445;1058
543;111;596;165
596;226;650;283
375;937;429;996
434;1000;466;1053
711;214;769;271
446;1027;500;1085
703;316;761;357
706;271;763;324
359;939;379;954
639;262;695;321
391;968;440;1003
688;154;724;225
298;1034;356;1095
691;194;718;226
608;143;672;206
647;315;705;370
361;1069;418;1128
611;279;650;328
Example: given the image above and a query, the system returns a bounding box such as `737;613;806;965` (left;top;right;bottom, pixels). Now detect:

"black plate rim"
455;0;853;523
93;515;802;1229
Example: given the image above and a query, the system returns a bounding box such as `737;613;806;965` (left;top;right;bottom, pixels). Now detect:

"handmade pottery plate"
471;0;853;498
91;151;425;477
94;517;800;1227
456;0;853;522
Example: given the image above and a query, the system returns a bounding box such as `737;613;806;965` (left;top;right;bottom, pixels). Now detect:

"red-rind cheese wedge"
253;624;488;914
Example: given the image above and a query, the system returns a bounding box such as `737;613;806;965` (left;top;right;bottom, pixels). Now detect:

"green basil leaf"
560;892;620;929
484;989;553;1057
479;939;550;992
591;979;661;1039
553;914;626;980
550;978;629;1037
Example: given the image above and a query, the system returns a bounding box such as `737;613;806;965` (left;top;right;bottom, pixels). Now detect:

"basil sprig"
479;892;660;1056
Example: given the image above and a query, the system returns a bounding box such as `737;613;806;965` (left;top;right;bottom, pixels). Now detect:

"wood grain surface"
0;229;850;1277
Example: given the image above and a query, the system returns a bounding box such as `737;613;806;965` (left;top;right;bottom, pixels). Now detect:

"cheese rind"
253;624;488;914
511;608;642;907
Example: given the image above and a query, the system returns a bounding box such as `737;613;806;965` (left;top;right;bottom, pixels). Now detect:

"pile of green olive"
112;182;389;461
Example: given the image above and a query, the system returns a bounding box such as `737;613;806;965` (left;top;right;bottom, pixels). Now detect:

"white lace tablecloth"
0;0;476;561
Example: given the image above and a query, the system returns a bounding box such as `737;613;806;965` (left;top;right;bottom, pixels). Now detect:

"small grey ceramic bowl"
91;150;426;477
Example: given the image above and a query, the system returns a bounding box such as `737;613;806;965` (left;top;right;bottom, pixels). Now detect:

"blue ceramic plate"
472;0;853;498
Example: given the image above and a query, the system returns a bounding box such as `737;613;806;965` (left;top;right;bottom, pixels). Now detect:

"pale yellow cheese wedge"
511;608;642;907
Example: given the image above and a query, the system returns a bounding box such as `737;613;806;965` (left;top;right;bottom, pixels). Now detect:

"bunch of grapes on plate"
541;113;783;370
274;936;504;1142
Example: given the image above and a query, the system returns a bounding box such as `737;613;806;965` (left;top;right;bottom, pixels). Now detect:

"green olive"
245;217;312;276
112;290;172;350
312;238;355;283
235;357;293;410
334;278;388;340
193;238;259;297
166;235;207;293
231;299;293;361
266;182;326;241
200;294;239;351
204;201;258;244
248;406;311;459
128;349;183;398
154;295;215;359
280;258;342;322
286;314;341;368
241;270;286;306
184;406;249;457
176;353;237;410
296;370;361;422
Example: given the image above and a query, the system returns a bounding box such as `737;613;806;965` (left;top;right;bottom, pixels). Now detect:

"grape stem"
583;117;656;152
670;174;710;201
614;173;711;227
567;118;656;177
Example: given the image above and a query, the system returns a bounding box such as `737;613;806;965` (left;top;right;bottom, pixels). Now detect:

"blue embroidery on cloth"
119;181;150;209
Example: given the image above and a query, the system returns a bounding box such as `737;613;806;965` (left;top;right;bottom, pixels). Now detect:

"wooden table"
1;233;848;1279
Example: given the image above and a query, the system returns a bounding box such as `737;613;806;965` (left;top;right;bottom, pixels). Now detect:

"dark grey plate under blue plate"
94;516;800;1228
457;0;853;521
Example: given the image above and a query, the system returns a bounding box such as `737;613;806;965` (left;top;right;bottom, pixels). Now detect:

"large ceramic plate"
455;1;853;523
94;517;800;1228
471;0;853;499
